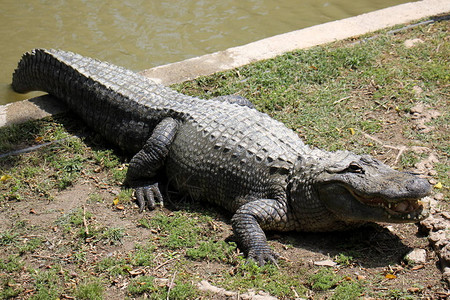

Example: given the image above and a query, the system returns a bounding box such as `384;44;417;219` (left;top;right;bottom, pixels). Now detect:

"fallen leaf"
116;205;125;210
35;136;44;143
407;287;421;293
348;128;355;135
314;259;337;267
411;265;425;271
434;182;443;189
128;268;145;276
344;276;353;281
0;175;12;182
385;274;397;279
113;198;119;206
29;208;36;214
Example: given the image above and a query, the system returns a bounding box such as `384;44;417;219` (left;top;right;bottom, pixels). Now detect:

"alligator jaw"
347;187;429;221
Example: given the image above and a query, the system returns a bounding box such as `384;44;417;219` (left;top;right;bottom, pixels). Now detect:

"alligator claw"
134;183;164;212
247;248;280;268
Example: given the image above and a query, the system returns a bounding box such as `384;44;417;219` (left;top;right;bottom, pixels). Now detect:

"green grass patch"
309;268;341;291
116;188;134;204
101;227;125;245
0;255;24;273
75;278;104;300
334;253;354;267
128;275;156;295
222;260;307;298
186;240;236;262
129;243;156;266
0;277;23;299
331;280;364;300
30;269;63;300
17;237;43;255
0;231;18;246
95;257;131;276
128;275;196;299
147;212;210;249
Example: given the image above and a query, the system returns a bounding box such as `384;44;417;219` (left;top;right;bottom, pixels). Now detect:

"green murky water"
0;0;412;105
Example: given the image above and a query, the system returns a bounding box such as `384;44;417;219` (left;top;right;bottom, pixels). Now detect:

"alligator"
12;49;431;265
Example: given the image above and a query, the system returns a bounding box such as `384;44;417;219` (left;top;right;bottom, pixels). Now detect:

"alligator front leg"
231;199;293;266
126;117;179;211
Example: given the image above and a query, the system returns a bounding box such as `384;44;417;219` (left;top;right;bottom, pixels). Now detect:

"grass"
31;269;63;300
222;260;308;298
309;268;341;291
128;275;156;295
75;278;104;300
0;17;448;299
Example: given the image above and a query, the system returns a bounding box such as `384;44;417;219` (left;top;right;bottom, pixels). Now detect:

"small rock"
440;244;450;265
420;196;438;213
385;225;396;233
410;103;425;114
404;38;424;48
442;211;450;219
412;85;423;96
429;231;448;247
415;154;439;175
443;267;450;285
405;248;427;264
428;170;438;176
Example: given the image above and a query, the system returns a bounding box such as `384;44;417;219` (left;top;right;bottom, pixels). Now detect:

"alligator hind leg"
125;117;179;211
211;95;255;109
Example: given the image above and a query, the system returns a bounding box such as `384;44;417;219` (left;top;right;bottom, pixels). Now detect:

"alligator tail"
11;49;154;153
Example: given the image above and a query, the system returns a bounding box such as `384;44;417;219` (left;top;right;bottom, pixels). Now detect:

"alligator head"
290;150;431;224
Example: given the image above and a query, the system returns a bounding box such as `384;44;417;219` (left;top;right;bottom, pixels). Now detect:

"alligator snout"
405;175;431;197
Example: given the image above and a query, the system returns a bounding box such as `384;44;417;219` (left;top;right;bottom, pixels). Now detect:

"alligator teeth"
392;200;409;213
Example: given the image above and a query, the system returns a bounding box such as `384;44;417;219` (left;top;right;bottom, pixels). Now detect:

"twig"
333;96;351;105
0;134;87;159
363;133;408;165
154;258;177;272
31;254;70;262
166;270;177;300
82;205;89;236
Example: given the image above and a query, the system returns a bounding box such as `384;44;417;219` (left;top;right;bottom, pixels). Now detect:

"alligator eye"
347;162;364;174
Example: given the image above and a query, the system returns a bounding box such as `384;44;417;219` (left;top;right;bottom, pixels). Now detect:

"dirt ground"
1;18;449;300
0;102;448;300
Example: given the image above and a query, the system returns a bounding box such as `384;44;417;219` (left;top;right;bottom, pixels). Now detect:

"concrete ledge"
141;0;450;85
0;95;64;127
1;0;449;128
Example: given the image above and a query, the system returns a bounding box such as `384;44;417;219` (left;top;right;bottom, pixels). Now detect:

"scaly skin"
12;49;431;265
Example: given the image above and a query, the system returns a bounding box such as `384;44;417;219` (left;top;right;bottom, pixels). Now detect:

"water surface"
1;0;412;104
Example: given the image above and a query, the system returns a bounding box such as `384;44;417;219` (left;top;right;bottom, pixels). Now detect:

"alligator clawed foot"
134;182;164;212
247;248;280;268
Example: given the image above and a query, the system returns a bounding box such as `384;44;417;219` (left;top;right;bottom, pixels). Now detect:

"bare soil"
1;17;449;300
